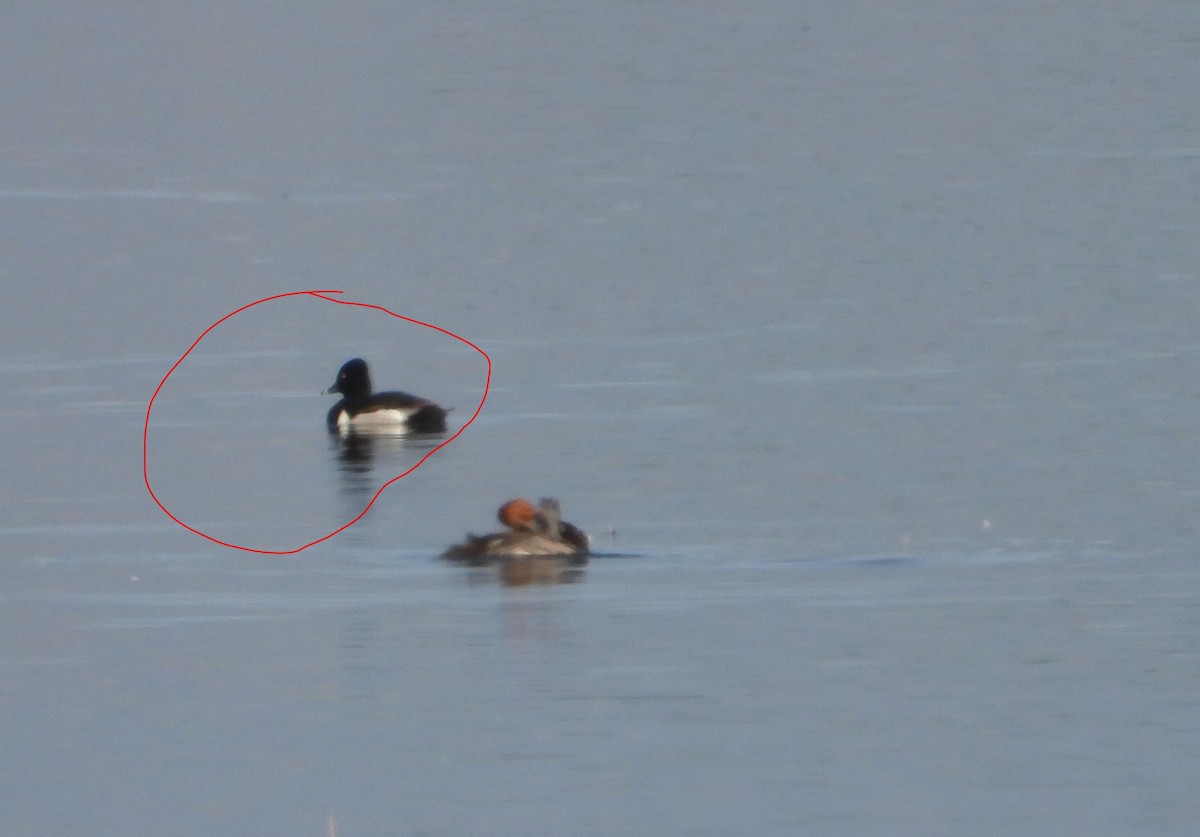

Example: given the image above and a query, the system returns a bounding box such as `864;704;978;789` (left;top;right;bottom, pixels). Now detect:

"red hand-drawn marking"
143;289;491;554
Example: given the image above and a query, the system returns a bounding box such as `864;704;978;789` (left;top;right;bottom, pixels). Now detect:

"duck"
325;358;447;434
443;498;590;572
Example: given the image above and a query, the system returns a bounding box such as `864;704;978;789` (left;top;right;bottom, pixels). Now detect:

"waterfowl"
442;498;590;567
325;357;447;434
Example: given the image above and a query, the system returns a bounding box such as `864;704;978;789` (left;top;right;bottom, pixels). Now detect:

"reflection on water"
460;561;587;587
502;557;586;587
328;428;445;498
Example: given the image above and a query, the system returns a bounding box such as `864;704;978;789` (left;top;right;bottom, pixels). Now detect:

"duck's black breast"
326;399;348;430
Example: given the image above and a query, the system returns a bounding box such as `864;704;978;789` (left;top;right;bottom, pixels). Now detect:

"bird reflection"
329;428;443;500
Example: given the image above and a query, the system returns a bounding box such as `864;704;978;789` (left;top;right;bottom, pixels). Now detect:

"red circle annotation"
142;289;491;554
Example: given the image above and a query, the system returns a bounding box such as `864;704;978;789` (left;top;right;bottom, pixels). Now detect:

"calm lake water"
2;2;1199;835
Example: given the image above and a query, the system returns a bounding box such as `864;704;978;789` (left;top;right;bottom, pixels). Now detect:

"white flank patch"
338;408;414;430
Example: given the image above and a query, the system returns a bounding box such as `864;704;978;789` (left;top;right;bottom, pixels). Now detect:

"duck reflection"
329;428;444;499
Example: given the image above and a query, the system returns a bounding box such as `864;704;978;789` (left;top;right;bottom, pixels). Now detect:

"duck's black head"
326;358;372;400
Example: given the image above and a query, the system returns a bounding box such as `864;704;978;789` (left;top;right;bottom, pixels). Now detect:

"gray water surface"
2;2;1199;835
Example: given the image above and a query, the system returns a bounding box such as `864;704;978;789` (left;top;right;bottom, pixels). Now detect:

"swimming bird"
442;498;590;571
325;357;447;434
